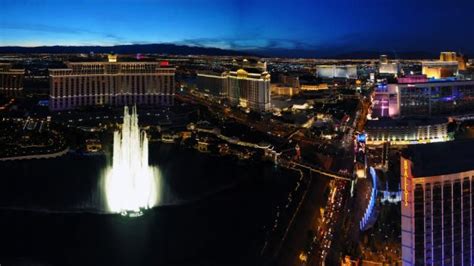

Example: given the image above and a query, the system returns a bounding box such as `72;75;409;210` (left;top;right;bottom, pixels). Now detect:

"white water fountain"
104;106;159;216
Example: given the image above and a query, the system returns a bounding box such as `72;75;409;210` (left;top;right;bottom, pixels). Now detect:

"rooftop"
388;79;474;90
366;117;448;128
403;140;474;177
230;66;266;74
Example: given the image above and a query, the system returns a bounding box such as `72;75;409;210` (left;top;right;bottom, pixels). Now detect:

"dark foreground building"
401;140;474;265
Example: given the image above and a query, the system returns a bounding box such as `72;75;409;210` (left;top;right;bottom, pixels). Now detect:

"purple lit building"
372;80;474;118
371;83;400;118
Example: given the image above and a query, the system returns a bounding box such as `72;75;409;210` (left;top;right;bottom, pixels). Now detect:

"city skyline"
2;0;474;57
2;1;474;265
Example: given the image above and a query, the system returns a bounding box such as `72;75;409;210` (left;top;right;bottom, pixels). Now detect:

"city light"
0;2;473;264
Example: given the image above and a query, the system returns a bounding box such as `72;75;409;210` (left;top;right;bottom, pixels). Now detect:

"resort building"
49;54;175;111
0;63;24;93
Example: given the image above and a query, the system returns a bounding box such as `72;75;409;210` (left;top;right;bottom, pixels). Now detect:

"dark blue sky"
1;0;474;56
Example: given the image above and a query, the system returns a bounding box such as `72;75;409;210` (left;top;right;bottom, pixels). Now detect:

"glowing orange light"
403;160;409;207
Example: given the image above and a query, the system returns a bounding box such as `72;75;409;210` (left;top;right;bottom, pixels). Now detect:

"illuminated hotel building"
371;83;400;118
457;55;468;71
271;74;300;96
379;62;399;76
49;56;175;111
440;52;457;62
270;84;299;96
373;80;474;118
226;68;271;111
196;59;271;111
401;140;474;265
438;51;468;70
0;63;24;93
422;61;458;79
378;55;400;76
196;72;228;98
315;65;358;79
421;52;467;79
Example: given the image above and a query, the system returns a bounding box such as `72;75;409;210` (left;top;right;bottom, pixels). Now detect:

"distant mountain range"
0;43;442;59
250;48;440;59
325;50;439;60
0;43;252;57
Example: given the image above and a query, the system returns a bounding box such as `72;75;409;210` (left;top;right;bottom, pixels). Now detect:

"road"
176;90;370;265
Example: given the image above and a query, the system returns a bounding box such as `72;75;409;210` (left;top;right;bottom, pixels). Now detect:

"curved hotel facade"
49;60;175;111
401;140;474;265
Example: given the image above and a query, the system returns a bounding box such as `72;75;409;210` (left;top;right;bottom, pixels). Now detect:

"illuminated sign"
403;159;409;207
357;133;367;143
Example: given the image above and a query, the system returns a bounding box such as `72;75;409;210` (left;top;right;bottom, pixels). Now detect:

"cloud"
1;22;91;35
0;22;130;45
176;32;447;58
179;37;318;51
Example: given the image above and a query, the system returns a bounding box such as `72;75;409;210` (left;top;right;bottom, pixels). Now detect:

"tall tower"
440;51;457;62
108;52;118;63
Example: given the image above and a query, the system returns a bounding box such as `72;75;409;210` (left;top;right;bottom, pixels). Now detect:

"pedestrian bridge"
283;160;352;181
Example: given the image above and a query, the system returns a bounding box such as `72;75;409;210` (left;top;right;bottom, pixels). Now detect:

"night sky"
1;0;474;56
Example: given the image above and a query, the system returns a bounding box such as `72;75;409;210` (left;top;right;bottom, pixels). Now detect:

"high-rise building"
440;51;457;62
0;63;24;93
270;74;300;96
457;54;468;71
422;61;458;79
401;140;474;265
371;83;400;118
107;53;117;63
379;62;400;75
227;68;271;111
378;55;400;76
49;55;175;111
422;52;469;79
316;65;358;79
196;72;228;97
196;59;271;111
278;74;300;89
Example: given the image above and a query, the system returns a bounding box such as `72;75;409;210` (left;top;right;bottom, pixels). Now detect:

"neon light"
403;160;409;207
360;167;378;231
357;133;367;143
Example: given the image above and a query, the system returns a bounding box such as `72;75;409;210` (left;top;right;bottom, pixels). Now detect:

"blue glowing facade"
360;167;378;231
